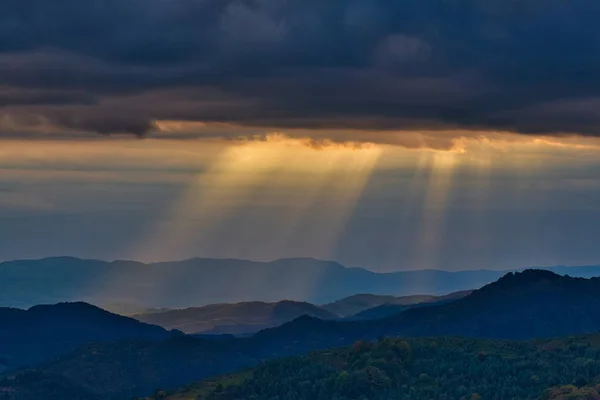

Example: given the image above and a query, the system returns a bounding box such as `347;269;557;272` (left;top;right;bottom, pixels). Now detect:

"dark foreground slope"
0;337;257;400
7;334;600;400
146;335;600;400
0;302;174;370
134;300;337;335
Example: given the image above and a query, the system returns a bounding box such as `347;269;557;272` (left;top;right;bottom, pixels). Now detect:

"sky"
2;0;600;271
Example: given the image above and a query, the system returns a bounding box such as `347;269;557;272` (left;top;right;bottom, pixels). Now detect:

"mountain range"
3;269;600;399
3;256;600;309
133;291;473;335
134;301;337;335
345;290;473;321
321;294;438;317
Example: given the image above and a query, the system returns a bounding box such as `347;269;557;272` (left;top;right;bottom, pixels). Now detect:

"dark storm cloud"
2;0;600;137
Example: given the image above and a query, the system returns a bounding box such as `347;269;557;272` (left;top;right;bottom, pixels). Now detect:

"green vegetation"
147;335;600;400
543;384;600;400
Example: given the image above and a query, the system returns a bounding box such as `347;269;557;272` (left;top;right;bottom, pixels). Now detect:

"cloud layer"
2;0;600;140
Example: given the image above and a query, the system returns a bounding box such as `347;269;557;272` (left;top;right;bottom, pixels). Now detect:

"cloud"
2;0;600;142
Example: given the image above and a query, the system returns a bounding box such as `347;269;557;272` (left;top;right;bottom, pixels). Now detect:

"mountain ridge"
3;256;600;309
0;302;177;371
4;270;600;399
134;300;338;335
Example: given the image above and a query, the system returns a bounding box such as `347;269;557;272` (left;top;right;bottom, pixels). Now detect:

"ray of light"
468;153;493;261
124;138;382;304
129;141;286;262
411;150;460;270
218;148;349;259
304;147;382;260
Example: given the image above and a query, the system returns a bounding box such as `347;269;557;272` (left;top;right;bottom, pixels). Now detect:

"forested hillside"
144;336;600;400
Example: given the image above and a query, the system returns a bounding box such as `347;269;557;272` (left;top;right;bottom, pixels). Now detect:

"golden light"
410;149;460;270
130;136;383;263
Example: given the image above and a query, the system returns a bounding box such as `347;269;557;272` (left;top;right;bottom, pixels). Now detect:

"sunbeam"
124;138;382;303
411;150;460;270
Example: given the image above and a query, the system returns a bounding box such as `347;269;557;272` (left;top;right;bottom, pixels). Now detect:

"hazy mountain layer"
321;294;436;317
134;300;337;335
326;290;473;318
133;293;471;335
2;256;600;309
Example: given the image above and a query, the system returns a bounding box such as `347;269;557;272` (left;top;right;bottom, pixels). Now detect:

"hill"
134;301;337;335
0;302;175;370
137;336;600;400
342;290;473;320
244;270;600;356
3;256;600;309
321;294;436;317
7;334;600;400
0;336;257;400
382;269;600;340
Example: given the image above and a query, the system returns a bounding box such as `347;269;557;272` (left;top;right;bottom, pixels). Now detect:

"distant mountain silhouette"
3;256;600;309
134;300;337;335
346;303;413;320
327;290;473;319
0;302;175;370
346;290;473;320
322;294;436;317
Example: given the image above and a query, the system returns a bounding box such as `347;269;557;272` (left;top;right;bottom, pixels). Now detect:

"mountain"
247;270;600;355
346;304;416;321
329;290;473;319
134;300;337;335
381;269;600;340
12;334;600;400
0;302;175;370
3;256;600;309
4;270;600;400
0;336;257;400
347;290;473;320
322;294;436;317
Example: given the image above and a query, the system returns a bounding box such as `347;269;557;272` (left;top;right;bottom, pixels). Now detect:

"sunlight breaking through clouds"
131;137;382;264
411;151;459;270
2;133;600;271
